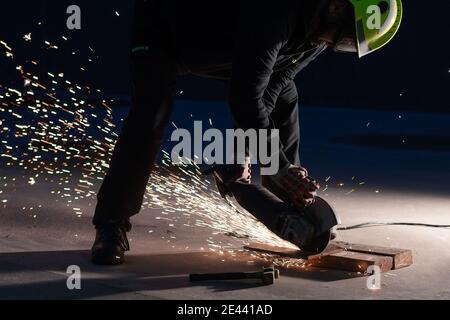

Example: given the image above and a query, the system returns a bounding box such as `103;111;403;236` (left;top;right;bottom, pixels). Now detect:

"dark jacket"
133;0;326;165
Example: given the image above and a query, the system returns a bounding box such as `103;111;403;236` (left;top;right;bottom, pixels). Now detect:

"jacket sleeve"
228;1;291;130
263;70;300;169
254;44;327;169
263;43;327;113
263;68;299;115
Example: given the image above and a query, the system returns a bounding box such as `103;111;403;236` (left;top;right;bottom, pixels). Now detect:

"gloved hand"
202;157;252;198
265;165;320;210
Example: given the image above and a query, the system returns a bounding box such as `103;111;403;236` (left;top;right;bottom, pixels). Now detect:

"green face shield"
349;0;403;57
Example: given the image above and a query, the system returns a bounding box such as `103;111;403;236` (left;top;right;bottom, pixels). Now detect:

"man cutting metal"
91;0;402;265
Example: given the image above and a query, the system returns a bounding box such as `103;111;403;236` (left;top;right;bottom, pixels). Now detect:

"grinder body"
228;181;340;253
204;162;341;254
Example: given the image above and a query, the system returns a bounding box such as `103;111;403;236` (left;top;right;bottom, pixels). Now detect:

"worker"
91;0;402;265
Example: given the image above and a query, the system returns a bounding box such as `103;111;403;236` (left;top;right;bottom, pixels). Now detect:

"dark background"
0;0;449;112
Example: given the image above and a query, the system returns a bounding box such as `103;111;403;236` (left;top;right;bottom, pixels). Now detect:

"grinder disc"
301;197;341;254
301;230;332;254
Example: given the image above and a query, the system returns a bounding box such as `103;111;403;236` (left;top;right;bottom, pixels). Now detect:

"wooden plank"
306;244;346;261
311;251;394;273
244;242;344;260
244;242;412;274
332;241;413;270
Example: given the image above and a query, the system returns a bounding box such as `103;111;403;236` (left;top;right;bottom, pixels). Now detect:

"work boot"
91;220;131;265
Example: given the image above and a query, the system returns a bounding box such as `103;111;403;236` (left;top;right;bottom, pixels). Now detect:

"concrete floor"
1;106;450;300
1;175;449;300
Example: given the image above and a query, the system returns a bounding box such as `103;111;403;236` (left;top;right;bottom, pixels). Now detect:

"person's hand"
271;165;320;209
202;157;252;198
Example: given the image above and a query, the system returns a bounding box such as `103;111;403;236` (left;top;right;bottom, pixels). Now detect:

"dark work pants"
93;47;177;227
93;59;301;227
269;81;301;167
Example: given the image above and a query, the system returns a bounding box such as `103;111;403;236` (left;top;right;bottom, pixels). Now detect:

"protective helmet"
349;0;403;57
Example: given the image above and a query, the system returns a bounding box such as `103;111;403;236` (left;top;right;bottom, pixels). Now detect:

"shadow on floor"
0;249;359;299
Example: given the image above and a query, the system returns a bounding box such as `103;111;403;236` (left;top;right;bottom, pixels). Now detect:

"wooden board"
312;251;393;273
332;241;413;270
244;241;413;274
243;243;344;260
